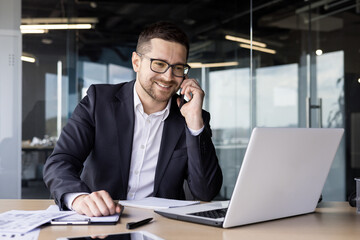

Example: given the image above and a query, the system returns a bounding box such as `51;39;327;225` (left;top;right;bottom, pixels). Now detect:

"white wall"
0;0;22;198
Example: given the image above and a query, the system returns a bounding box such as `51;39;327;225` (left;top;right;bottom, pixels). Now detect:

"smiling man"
43;21;223;217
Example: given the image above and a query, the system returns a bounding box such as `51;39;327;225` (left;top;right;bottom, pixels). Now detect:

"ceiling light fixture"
225;35;267;48
21;56;36;63
21;29;48;34
21;17;98;24
41;38;53;45
20;24;93;31
316;49;323;56
239;44;276;54
188;61;239;68
90;2;97;8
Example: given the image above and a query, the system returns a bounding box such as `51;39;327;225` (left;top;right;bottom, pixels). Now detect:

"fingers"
180;78;203;101
179;78;204;111
72;190;120;217
91;235;108;239
178;78;205;130
115;203;123;214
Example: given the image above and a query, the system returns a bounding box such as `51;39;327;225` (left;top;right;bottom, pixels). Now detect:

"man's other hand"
72;190;122;217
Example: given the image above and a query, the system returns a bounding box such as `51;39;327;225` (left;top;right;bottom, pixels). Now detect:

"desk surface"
0;200;359;240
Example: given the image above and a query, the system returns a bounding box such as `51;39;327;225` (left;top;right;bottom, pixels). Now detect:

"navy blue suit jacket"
43;80;222;210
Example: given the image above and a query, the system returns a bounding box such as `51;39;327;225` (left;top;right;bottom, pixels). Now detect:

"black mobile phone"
179;93;185;109
178;75;186;109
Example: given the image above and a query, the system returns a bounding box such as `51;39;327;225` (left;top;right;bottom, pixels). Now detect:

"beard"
139;76;180;103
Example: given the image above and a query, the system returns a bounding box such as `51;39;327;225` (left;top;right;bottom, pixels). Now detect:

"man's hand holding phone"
177;76;204;131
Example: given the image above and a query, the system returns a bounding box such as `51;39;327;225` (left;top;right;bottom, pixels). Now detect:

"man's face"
133;38;187;104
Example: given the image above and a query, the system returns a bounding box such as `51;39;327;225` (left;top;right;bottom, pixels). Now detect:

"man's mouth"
155;81;171;88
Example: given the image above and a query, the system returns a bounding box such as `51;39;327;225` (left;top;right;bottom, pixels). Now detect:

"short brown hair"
136;21;189;60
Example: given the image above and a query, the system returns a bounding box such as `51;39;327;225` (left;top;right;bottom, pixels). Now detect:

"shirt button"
141;145;145;149
135;170;139;175
147;119;151;123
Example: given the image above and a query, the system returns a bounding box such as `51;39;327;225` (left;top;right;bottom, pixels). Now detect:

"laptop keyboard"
188;208;227;219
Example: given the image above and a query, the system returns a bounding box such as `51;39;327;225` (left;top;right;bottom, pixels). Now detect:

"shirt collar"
133;84;171;121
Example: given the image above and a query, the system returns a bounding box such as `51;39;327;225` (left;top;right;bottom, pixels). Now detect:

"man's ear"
132;52;140;72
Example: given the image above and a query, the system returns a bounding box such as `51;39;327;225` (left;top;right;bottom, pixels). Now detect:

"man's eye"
154;61;166;68
175;65;184;71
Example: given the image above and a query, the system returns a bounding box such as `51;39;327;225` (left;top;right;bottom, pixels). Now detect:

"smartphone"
179;93;185;109
178;75;186;109
57;231;164;240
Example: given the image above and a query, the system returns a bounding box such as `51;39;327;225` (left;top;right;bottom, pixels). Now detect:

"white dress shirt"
127;86;171;200
64;85;204;209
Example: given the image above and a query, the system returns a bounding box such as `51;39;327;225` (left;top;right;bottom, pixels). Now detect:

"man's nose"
163;66;174;79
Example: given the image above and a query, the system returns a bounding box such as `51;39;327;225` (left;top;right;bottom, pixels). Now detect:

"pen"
126;217;153;229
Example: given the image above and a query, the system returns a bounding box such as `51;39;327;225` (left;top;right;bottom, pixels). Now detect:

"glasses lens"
172;65;185;77
151;60;169;73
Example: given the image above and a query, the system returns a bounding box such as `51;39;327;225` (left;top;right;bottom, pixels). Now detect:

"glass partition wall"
194;1;349;200
249;0;351;201
22;0;360;200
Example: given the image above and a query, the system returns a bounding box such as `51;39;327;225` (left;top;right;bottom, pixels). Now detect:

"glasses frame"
136;52;190;77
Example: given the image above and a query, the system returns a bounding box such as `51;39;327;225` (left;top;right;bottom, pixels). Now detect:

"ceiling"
21;0;360;64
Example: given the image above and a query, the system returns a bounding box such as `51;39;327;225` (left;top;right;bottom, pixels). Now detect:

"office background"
0;0;359;201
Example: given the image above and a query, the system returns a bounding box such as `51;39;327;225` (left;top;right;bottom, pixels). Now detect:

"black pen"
126;217;153;229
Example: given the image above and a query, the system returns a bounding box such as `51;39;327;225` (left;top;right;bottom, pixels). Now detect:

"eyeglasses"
136;52;190;77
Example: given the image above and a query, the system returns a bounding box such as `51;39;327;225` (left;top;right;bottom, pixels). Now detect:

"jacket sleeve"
43;85;97;210
185;111;223;201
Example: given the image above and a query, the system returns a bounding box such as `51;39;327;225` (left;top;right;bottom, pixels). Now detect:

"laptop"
155;127;344;228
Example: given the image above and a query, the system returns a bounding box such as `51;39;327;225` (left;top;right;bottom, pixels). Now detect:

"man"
43;21;222;217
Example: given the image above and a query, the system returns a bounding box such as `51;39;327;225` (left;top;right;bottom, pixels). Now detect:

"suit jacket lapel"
154;96;185;195
112;80;135;199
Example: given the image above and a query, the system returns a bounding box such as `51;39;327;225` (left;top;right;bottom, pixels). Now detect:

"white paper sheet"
0;210;73;234
0;228;40;240
118;197;200;209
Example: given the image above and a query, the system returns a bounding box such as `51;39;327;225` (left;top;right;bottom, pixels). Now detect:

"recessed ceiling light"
316;49;323;56
42;38;53;44
90;2;97;8
183;19;196;25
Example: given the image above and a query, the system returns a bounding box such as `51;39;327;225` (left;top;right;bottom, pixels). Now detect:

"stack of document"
0;210;73;240
0;229;40;240
0;206;121;239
